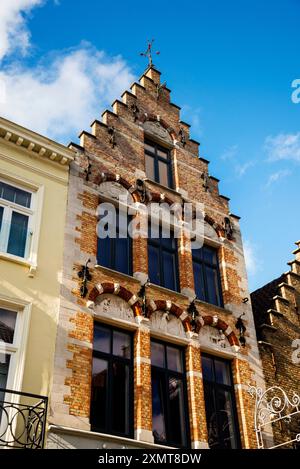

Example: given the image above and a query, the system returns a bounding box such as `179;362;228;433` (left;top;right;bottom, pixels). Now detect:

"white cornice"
0;116;74;166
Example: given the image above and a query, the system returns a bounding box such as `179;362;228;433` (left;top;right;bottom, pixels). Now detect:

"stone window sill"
0;251;37;277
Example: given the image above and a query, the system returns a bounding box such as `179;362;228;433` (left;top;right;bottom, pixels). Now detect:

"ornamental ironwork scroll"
0;388;48;449
248;385;300;449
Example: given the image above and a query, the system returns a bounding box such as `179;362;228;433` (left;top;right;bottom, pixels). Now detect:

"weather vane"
140;39;160;68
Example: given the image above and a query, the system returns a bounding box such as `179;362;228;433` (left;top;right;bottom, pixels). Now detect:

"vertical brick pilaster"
134;320;154;443
185;340;209;448
178;229;195;297
132;211;149;284
232;358;257;449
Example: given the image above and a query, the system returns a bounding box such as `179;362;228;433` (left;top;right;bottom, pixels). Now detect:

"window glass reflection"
113;331;131;358
167;346;182;372
0;308;17;344
151;342;165;368
93;324;110;354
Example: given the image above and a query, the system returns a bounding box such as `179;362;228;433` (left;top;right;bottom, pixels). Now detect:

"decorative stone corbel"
201;172;211;192
108;126;116;148
178;128;186;147
130;104;139;122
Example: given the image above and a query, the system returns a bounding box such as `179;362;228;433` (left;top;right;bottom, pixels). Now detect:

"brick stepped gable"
251;241;300;447
71;65;231;217
252;240;300;333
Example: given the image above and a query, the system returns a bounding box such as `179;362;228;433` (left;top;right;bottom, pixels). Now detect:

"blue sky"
0;0;299;291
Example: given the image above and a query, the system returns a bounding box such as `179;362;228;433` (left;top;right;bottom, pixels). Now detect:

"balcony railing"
0;388;48;449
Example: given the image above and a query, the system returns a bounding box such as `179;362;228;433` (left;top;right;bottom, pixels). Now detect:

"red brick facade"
49;65;267;449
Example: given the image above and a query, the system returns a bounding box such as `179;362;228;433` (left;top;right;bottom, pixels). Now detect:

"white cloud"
266;169;291;187
0;0;44;61
265;132;300;162
0;45;135;142
220;144;238;161
244;239;260;277
181;105;203;137
0;0;134;142
235;160;255;178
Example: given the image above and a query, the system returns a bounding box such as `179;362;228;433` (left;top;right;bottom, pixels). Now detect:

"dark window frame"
201;353;241;449
151;339;190;448
97;207;133;276
148;224;180;292
192;245;223;307
145;139;173;188
90;323;134;439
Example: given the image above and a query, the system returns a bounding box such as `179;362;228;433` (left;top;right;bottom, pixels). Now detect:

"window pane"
0;308;17;344
0;182;31;208
192;247;203;262
162;251;176;291
90;357;108;431
203;382;220;449
152;371;166;442
216;389;239;448
0;206;3;232
214;359;231;386
111;361;130;434
203;246;217;265
145;143;155;154
168;377;187;446
167;346;182;372
113;330;131;358
145;154;155;180
161;228;174;249
158;160;169;187
93;324;110;354
115;237;131;275
7;211;28;258
157;148;168;159
148;244;160;285
193;261;205;301
201;355;214;381
151;342;165;368
97;236;111;268
205;266;221;306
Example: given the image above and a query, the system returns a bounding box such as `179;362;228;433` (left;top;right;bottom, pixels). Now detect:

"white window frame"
0;294;32;394
0;294;32;442
0;171;44;274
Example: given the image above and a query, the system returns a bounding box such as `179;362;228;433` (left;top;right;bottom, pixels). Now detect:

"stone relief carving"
98;181;133;204
150;311;186;338
198;325;229;350
96;294;135;322
143;120;173;145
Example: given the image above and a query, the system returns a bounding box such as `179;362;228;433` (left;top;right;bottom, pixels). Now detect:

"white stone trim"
148;300;157;312
192;441;210;449
179;311;188;321
96;283;104;294
134;428;154;444
224;326;233;336
186;371;202;379
128;295;137;306
113;283;120;294
134;356;151;365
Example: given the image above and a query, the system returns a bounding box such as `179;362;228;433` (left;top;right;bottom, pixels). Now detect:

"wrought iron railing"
0;388;48;449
